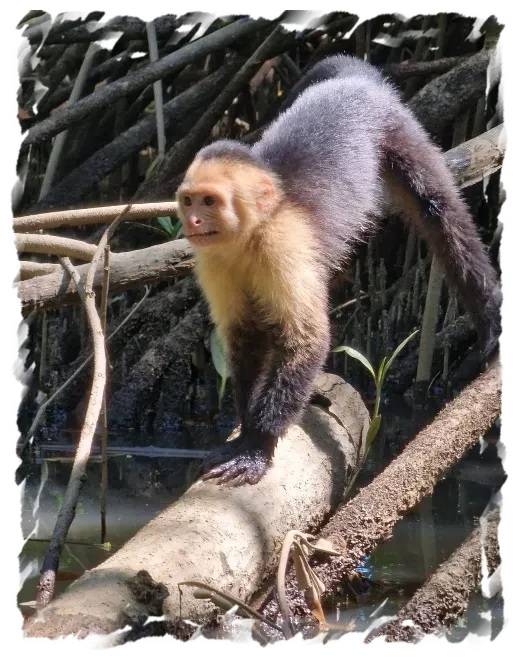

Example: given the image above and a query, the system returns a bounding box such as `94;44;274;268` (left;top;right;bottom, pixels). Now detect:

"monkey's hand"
200;434;276;486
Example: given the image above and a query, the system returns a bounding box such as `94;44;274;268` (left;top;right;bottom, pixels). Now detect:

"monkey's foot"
201;439;272;486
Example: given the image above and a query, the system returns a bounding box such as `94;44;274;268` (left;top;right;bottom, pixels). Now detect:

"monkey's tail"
384;118;501;359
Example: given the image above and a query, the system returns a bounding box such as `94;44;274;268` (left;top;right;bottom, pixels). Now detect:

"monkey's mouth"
186;230;219;243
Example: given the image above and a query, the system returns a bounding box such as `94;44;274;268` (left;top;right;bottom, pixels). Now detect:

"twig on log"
15;234;97;261
23;18;268;147
24;376;369;639
369;507;501;642
258;362;501;630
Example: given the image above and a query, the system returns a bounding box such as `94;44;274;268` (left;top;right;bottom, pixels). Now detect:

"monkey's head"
177;143;281;252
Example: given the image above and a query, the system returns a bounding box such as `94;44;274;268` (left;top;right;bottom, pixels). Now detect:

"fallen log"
24;374;370;640
317;361;500;582
256;362;501;629
368;507;500;642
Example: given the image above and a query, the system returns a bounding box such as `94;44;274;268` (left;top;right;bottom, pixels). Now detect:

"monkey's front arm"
201;320;329;485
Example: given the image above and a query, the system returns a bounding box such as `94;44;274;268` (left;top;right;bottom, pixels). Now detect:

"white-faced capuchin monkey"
176;55;501;486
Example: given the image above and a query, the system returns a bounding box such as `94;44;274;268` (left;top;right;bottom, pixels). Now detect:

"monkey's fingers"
199;440;242;473
202;448;270;486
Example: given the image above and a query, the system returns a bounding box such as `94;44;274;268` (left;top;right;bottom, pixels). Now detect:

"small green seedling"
156;216;183;239
333;329;419;448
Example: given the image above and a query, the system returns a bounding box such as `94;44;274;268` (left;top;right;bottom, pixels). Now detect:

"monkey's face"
176;182;239;248
177;158;280;252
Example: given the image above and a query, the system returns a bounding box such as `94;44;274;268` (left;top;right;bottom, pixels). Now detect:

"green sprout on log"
333;329;419;448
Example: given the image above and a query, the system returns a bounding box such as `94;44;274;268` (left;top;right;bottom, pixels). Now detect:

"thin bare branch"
36;254;107;608
14;201;179;232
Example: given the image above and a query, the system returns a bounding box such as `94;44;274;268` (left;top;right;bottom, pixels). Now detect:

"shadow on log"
24;374;369;641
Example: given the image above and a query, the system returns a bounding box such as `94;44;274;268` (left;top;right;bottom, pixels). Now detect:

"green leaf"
381;329;420;383
377;356;388;386
156;216;175;236
210;328;228;408
174;220;184;238
333;345;376;383
366;414;382;447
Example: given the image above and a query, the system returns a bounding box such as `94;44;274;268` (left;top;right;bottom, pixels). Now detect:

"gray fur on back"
251;58;402;265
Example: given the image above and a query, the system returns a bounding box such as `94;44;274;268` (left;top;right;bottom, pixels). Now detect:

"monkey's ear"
256;175;279;214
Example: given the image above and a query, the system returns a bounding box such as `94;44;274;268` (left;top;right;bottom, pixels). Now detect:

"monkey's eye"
183;195;192;206
203;195;216;207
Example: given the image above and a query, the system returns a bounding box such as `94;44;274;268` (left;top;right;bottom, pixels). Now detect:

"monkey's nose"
186;216;203;229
